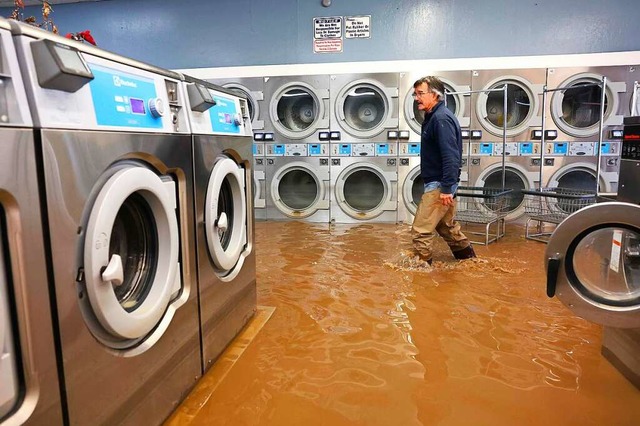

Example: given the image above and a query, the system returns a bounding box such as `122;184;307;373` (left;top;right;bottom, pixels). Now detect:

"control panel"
399;142;420;156
308;143;329;156
266;143;306;156
519;142;541;156
493;142;519;156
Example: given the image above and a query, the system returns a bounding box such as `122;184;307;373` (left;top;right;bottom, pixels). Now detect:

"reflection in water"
180;222;640;426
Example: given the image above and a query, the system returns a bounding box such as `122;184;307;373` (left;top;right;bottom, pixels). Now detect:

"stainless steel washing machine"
264;75;330;143
329;73;399;143
469;68;546;220
542;66;636;194
330;142;397;223
399;70;472;142
207;76;265;132
183;78;256;372
0;18;63;425
265;143;330;222
253;142;267;220
12;22;200;425
397;142;421;224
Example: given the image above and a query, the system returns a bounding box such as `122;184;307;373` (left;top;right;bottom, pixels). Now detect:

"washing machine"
0;18;64;425
542;66;636;194
183;77;256;372
399;70;472;142
265;143;330;222
397;142;421;224
264;75;330;143
12;22;200;425
207;76;265;132
329;73;399;143
469;68;546;220
330;142;397;223
253;142;267;220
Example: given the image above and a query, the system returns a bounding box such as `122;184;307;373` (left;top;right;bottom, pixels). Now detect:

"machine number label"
345;16;370;39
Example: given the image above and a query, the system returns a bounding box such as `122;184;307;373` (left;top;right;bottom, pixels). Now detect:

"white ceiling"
0;1;104;7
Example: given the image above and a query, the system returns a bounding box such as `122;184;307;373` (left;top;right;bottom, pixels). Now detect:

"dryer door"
205;156;248;279
270;82;329;140
271;161;329;218
336;79;396;138
336;162;397;220
0;214;19;420
402;165;423;216
546;202;640;328
84;166;180;341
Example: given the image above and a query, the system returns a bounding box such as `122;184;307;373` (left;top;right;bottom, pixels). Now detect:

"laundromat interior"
1;0;640;425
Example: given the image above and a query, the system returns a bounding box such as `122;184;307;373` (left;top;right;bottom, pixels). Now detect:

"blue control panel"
209;94;240;134
520;143;533;155
553;142;568;154
339;144;351;155
253;144;259;155
309;144;322;155
408;143;420;154
600;142;611;154
479;143;493;155
376;143;389;155
88;64;162;129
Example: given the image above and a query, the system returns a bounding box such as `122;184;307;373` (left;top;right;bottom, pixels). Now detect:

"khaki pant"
411;188;470;261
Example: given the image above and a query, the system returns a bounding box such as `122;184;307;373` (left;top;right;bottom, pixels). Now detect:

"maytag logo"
112;75;137;88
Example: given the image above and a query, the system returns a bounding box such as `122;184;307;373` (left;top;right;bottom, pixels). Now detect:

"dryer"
469;69;546;220
329;73;399;143
12;22;200;425
397;142;421;224
543;66;637;194
265;143;330;222
183;78;256;372
0;18;63;425
330;143;397;223
264;75;330;143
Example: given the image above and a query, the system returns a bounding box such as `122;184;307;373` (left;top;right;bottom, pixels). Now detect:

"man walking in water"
411;76;476;264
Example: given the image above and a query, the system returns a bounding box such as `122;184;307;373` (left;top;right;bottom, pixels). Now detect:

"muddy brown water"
184;221;639;425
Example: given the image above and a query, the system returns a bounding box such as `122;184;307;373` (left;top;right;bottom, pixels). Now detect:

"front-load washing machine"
330;73;399;143
207;76;265;132
183;77;256;372
264;75;330;143
0;18;63;425
330;142;397;223
399;70;472;142
265;143;330;222
12;22;200;425
253;142;267;220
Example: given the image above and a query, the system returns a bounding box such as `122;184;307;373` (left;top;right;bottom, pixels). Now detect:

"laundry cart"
523;187;597;242
454;186;513;245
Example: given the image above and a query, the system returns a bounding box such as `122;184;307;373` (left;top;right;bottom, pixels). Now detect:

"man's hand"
440;193;454;206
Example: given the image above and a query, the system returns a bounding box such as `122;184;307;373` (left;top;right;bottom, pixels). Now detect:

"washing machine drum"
276;88;317;131
481;169;527;213
560;83;607;129
343;169;385;211
278;168;318;210
485;83;531;129
83;166;181;343
343;85;386;131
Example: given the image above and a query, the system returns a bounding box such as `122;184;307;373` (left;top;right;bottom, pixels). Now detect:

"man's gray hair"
413;76;445;101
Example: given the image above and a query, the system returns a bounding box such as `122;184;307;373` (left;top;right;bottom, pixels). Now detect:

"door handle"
546;254;562;298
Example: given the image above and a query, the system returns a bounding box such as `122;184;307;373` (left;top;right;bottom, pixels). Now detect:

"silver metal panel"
0;128;64;425
41;130;200;425
192;134;256;370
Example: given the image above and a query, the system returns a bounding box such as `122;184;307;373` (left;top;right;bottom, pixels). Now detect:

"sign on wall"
345;16;371;39
313;16;343;53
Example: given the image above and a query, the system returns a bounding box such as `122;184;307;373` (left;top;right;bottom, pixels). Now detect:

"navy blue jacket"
420;101;462;194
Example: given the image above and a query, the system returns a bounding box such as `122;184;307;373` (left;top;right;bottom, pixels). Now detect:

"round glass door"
270;83;327;139
546;202;640;328
551;73;620;138
476;76;540;137
480;167;529;220
271;163;326;218
337;80;391;138
223;83;263;130
205;157;247;279
548;165;604;194
402;166;424;215
337;164;392;219
83;166;180;344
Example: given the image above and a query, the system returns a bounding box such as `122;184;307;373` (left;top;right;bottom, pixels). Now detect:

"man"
411;76;476;265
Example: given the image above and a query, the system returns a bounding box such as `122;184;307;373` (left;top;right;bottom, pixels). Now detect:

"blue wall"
3;0;640;69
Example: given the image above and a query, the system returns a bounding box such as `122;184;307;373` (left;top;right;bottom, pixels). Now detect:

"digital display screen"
130;98;146;114
52;44;90;75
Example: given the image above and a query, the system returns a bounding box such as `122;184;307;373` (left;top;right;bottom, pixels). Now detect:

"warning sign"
314;16;343;39
345;16;371;39
314;39;343;53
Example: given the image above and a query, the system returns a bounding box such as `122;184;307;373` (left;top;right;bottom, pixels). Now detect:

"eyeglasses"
412;91;429;98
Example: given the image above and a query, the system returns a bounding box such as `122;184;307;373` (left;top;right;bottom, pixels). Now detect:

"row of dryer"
1;19;255;426
211;66;637;224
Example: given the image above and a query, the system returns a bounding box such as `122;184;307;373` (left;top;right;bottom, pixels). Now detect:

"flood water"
178;221;639;425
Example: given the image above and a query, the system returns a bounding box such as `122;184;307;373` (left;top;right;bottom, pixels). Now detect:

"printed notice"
314;39;343;53
314;17;343;39
609;229;623;273
345;16;371;39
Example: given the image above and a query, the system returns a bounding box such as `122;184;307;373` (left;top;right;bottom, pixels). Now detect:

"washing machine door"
0;217;19;420
271;162;328;218
84;166;180;341
270;82;329;140
476;76;543;137
546;202;640;328
551;73;626;138
336;162;396;220
205;156;247;278
402;165;424;215
336;79;396;138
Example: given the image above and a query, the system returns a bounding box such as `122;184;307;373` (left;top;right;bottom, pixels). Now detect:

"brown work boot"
414;252;433;265
453;245;476;260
